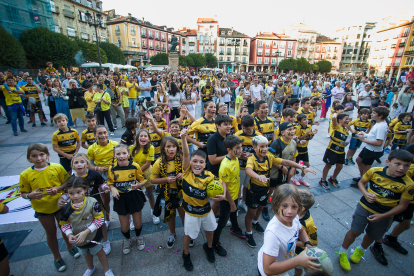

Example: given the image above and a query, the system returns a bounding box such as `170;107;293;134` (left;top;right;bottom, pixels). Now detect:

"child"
297;97;319;126
310;88;320;110
52;113;81;173
377;96;389;108
107;144;147;255
150;136;186;247
20;143;79;272
295;114;318;187
153;106;168;130
392;112;412;150
319;113;349;190
327;102;344;137
288;98;300;112
385;87;396;106
178;106;196;153
140;111;170;161
253;100;275;144
271;111;281;127
294;189;318;276
258;184;320;276
342;92;358;120
81;114;97;149
245;136;316;247
236;104;250;130
345;108;371;165
216;102;239;135
180;128;225;271
121;117;138;146
59;176;114;276
235;88;244;116
276;108;297;139
338;150;414;270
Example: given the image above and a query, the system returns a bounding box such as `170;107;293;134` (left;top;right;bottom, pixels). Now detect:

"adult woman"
188;101;216;154
117;78;129;119
44;79;56;126
342;92;357;120
66;80;85;128
168;82;181;120
301;81;311;97
154;82;170;130
394;87;412;118
52;79;74;126
320;83;332;120
243;82;255;114
181;83;197;118
107;80;125;129
93;84;114;136
219;82;231;109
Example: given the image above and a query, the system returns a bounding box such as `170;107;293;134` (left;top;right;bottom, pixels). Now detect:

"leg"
168;215;176;234
17;108;25;131
38;215;62;261
177;206;185;225
342;229;362;249
213;201;231;246
131;211;143;230
346;149;356;159
204;230;214;248
30;113;35;125
98;111;105;125
100;192;111;221
84;252;94;270
183;235;191;254
390;219;411;237
360;234;375;249
356;156;364;176
123;107;129;120
55;212;73;251
0;99;10;121
110;106;117;127
117;105;126;127
145;186;155;209
0;256;10;276
211;201;220;217
96;248;110;272
332;163;343;179
322;164;332;181
245;208;257;232
118;214;131;234
104;110;114;132
101;222;108;242
253;205;264;221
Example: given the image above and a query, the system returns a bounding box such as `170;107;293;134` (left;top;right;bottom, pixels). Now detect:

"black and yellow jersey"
150;130;171;155
181;166;215;217
269;137;298;179
21;84;40;102
181;116;192;130
235;130;261;170
299;211;318;251
297;107;315;125
188;117;217;145
349;118;372;139
150;158;181;190
246;153;282;189
201;86;215;102
253;116;275;144
327;124;348;154
107;160;145;193
237;116;242;130
295;124;313;153
393;121;411;145
45;67;58;74
388;118;399;138
156;117;167;130
405;164;414;204
360;167;414;214
81;128;96;146
229;115;239;135
52;128;80;157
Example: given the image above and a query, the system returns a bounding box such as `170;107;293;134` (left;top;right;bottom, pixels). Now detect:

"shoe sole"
319;182;330;190
383;239;408;255
369;246;388;266
299;181;310;187
246;241;256;248
123;250;131;255
230;230;246;239
167;244;174;249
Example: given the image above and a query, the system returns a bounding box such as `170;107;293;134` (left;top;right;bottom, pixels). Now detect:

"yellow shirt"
19;163;70;214
107;161;145;193
93;91;111;111
2;86;22;106
130;145;155;168
150;158;181;189
219;156;240;201
21;84;40;102
188;117;217;145
86;140;119;167
52;128;80;157
84;91;96;112
127;82;139;99
246;153;282;188
297;107;315;125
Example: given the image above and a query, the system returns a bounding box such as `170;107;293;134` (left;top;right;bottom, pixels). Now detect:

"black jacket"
67;88;85;108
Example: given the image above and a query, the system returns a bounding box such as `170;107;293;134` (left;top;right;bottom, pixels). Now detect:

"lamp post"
275;51;281;74
231;38;240;73
85;11;103;71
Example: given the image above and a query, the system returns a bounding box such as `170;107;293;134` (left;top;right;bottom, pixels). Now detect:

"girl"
19;143;79;272
59;176;114;276
150;136;186;249
44;78;56;126
154;83;170;130
220;82;231;109
342;92;358;120
121;117;138;146
108;144;147;255
181;84;197;118
168;82;182;120
236;102;250;130
216;102;239;135
258;184;320;276
117;78;129;119
84;83;96;115
320;83;332;121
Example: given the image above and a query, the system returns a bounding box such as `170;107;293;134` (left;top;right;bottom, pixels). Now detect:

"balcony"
264;61;269;64
333;56;337;59
149;45;153;49
156;46;160;50
219;42;224;46
235;52;240;55
298;38;302;42
243;43;248;47
405;50;414;56
308;56;312;60
391;44;396;48
310;40;315;43
161;37;165;41
303;38;308;42
308;48;313;52
396;53;403;57
242;60;248;64
141;33;146;38
257;53;263;56
226;52;231;55
272;53;278;56
161;48;166;52
257;61;262;65
227;43;233;46
116;30;120;35
130;42;139;48
219;52;224;55
142;45;147;49
403;32;409;37
148;35;153;39
63;9;74;19
322;49;326;53
410;41;414;46
399;42;406;47
265;53;270;56
52;6;60;14
189;41;195;46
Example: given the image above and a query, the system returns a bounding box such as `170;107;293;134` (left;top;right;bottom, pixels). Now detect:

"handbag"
94;92;106;113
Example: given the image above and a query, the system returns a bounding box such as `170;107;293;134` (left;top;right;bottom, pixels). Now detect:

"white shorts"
184;211;217;239
240;169;250;188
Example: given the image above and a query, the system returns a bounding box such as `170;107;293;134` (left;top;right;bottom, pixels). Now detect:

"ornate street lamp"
85;11;103;71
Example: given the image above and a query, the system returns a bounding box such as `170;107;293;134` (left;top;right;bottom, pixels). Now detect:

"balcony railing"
161;37;165;41
243;43;248;47
142;45;147;49
308;56;312;59
219;42;224;46
257;61;262;64
141;33;146;38
399;42;406;47
264;61;269;64
272;53;278;56
298;38;302;42
116;30;120;35
52;6;60;14
219;52;224;55
189;41;195;46
391;44;396;48
162;48;166;52
235;52;240;55
405;50;414;55
257;53;262;56
303;38;308;42
149;45;153;49
333;56;337;59
156;46;160;50
148;35;153;39
227;52;231;55
403;32;409;37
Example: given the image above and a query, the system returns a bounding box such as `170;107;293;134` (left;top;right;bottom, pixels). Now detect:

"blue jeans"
0;99;10;121
189;144;196;155
128;99;137;110
291;95;298;99
8;106;24;132
391;144;406;150
272;102;283;114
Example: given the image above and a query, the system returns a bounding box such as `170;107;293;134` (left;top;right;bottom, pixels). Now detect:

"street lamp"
85;11;103;71
275;51;281;74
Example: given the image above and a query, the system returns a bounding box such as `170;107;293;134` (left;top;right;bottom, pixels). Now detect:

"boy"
297;97;319;126
294;189;318;276
392;112;412;150
244;135;316;247
140;111;170;161
345;108;371;165
288;98;300;112
180;128;225;271
21;76;46;127
385;87;396;107
81;114;97;149
377;96;389;108
52;113;81;173
275;108;297;140
319;113;349;190
153;106;167;130
169;119;184;148
295;114;318;187
338;150;414;270
253;100;275;144
212;135;245;257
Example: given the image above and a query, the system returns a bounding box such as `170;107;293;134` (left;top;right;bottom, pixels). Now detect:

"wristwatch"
304;241;314;247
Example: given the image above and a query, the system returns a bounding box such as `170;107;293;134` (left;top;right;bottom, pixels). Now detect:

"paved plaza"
1;98;414;276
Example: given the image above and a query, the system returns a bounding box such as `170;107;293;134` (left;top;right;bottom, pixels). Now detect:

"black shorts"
358;147;382;166
34;208;61;219
0;239;8;262
269;178;279;188
393;203;414;222
297;152;309;163
60;157;72;172
323;149;345;165
113;190;146;216
246;185;269;209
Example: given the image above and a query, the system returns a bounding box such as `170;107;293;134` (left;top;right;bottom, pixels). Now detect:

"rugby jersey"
81;128;96;146
229;115;239;135
188;117;217;146
235;130;261;169
246;153;282;189
268;137;298;179
295;124;313;153
21;84;40;102
297;107;315;125
393;121;411;145
107;160;145;193
298;211;318;250
150;158;181;190
52;128;80;157
349;118;372;139
327;124;348;154
150;130;171;156
253;116;275;144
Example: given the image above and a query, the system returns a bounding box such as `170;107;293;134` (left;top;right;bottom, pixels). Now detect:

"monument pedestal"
169;52;179;72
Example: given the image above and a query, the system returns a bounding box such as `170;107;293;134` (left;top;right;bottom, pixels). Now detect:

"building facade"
314;36;342;72
217;28;250;72
401;21;414;78
286;24;318;64
196;18;218;55
177;27;197;55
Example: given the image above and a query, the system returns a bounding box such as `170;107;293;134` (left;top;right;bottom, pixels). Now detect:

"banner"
0;176;36;225
33;9;40;23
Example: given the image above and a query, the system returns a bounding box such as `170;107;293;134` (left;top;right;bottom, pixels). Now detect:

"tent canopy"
79;62;100;68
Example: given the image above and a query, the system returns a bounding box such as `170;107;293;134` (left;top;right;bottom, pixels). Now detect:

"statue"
169;35;178;52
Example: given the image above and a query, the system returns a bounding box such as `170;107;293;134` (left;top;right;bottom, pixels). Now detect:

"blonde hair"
53;113;68;123
270;184;303;214
252;135;268;146
298;189;315;211
70;153;91;169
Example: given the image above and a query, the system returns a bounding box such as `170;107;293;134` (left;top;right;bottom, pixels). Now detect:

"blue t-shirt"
386;92;394;105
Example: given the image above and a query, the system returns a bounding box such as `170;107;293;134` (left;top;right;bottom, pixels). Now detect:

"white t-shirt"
181;92;196;116
359;90;371;107
220;87;231;103
364;121;388;152
258;215;302;276
250;85;263;101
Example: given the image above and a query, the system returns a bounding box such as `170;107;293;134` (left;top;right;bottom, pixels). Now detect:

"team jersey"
298;211;318;250
327;123;348;154
81;170;104;201
107;161;145;193
219;156;240;201
295;124;313;153
246;153;282;189
150;158;181;190
269;137;298;179
235;130;261;169
150;130;171;156
393;121;411;145
81;128;96;146
181;116;192;130
2;86;22;106
86;140;118;167
297;107;315;125
121;129;136;146
229;115;239;135
360;167;414;214
188;117;216;145
52;128;80;157
349;118;372;139
19;163;70;214
155;117;167;130
405;164;414;204
253;116;275;144
130;145;155;169
275;121;297;140
388;118;399;138
201;86;215;102
181;166;215;217
21;84;40;102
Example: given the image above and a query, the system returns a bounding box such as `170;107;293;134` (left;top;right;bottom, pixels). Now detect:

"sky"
103;0;414;37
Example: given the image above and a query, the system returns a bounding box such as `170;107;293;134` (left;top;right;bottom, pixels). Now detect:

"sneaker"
319;179;330;190
290;177;300;186
226;220;231;227
230;227;246;239
376;158;382;164
349;158;356;165
41;122;47;126
152;214;160;225
32;123;36;127
337;252;351;271
383;235;408;255
167;234;176;249
350;246;364;263
130;219;135;230
83;266;96;276
328;176;340;188
54;259;67;272
370;244;388;266
352;176;361;182
213;243;228;257
182;252;193;271
109;132;114;136
122;239;132;255
344;158;349;165
203;243;215;263
261;207;270;222
20;129;28;132
13;132;18;136
240;201;248;213
105;269;114;276
114;125;118;130
245;232;256;248
189;239;195;247
384;147;391;153
102;240;111;255
105;220;110;229
68;246;81;258
252;222;265;233
136;236;145;250
44;117;48;122
298;178;310;187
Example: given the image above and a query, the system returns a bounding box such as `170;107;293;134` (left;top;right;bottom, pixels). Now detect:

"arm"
140;160;151;172
52;144;72;160
181;129;190;171
208;154;226;166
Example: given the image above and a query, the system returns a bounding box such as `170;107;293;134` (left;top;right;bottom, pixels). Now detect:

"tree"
278;58;297;72
316;60;332;73
74;38;107;64
296;57;311;73
100;42;125;64
179;55;194;67
19;27;78;68
185;56;195;67
188;53;205;70
205;53;218;68
0;28;26;68
150;53;169;65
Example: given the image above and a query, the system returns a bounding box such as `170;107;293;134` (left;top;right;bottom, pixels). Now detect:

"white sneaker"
167;234;176;249
105;220;110;229
103;240;111;255
83;266;96;276
136;236;145;250
326;133;330;137
109;132;114;136
240;202;248;213
105;269;114;276
122;239;132;255
152;214;160;225
226;220;231;227
130;219;135;230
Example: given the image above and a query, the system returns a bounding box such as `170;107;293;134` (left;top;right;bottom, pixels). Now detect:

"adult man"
227;75;237;108
72;73;81;87
81;75;94;90
1;78;27;136
0;73;10;124
126;76;139;117
17;72;28;87
37;71;47;92
332;81;345;101
272;79;286;114
250;79;263;103
150;74;158;98
21;76;45;127
358;84;373;111
106;80;125;130
62;73;74;89
139;75;152;101
357;79;367;95
291;79;299;99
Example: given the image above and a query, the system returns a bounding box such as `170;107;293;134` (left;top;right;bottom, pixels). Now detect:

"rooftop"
316;35;341;44
197;18;218;24
253;32;296;41
218;28;250;38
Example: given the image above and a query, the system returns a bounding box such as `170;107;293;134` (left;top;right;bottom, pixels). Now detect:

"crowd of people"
1;62;414;276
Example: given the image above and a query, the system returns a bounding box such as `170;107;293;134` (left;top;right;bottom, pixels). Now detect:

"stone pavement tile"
330;188;362;208
330;209;355;230
0;153;25;165
8;257;30;276
5;221;46;246
0;167;28;176
314;193;353;216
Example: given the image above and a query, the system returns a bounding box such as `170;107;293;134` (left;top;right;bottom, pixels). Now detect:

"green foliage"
100;42;125;64
278;58;297;72
19;27;78;68
295;58;311;73
188;53;205;69
205;53;218;68
179;55;194;67
186;55;195;67
74;38;107;64
150;53;169;65
0;28;26;68
316;60;332;73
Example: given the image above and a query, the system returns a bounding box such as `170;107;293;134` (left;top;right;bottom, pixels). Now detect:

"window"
227;57;231;61
266;41;270;47
242;57;246;63
396;48;404;57
395;58;401;66
220;38;224;45
315;45;320;52
288;42;293;49
354;49;357;54
132;38;136;46
221;31;225;35
141;29;145;36
219;47;224;54
258;40;263;47
199;35;204;43
355;42;359;47
273;41;278;47
280;43;285;49
264;58;269;64
219;57;223;61
405;57;414;66
205;34;208;43
271;58;276;65
235;57;239;62
199;46;203;52
131;26;135;35
258;51;262;56
287;50;292;57
227;48;231;55
257;57;262;64
117;37;121;46
149;41;153;48
357;34;361;39
346;35;348;39
155;32;159;39
189;46;194;53
115;25;120;35
142;40;146;47
359;26;362;30
243;48;247;55
265;50;270;56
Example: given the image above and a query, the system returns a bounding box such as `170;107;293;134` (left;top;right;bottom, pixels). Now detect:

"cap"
279;122;294;132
